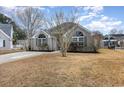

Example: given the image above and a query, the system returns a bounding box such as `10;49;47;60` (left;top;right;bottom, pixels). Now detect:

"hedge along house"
0;23;13;50
30;22;96;52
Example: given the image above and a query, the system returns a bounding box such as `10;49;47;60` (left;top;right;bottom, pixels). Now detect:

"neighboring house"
101;34;124;49
0;23;13;50
28;22;96;52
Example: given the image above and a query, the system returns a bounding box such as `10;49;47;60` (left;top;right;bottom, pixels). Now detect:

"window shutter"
3;40;5;47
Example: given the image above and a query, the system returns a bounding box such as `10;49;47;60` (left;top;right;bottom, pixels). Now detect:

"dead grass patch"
0;49;24;55
0;49;124;86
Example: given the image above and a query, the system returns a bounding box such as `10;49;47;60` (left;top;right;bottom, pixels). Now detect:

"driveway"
0;51;58;64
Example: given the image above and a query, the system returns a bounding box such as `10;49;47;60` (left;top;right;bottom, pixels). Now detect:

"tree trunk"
27;38;31;51
61;49;67;57
61;42;67;57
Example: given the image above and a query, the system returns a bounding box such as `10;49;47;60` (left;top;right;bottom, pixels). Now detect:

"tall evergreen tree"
0;13;12;24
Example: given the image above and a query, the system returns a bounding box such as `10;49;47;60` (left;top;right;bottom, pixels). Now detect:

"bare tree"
92;31;103;48
118;30;124;34
110;29;117;34
110;29;124;34
45;9;79;57
16;7;45;50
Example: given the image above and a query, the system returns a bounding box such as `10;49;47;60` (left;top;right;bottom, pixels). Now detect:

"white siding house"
0;23;13;50
29;22;95;52
101;34;124;49
31;30;58;51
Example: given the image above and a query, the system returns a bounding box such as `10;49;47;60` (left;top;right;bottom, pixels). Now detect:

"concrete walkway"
0;51;58;64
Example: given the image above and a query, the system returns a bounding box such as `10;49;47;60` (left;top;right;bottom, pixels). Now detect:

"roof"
110;34;124;37
33;22;91;37
47;22;91;35
0;23;12;37
104;34;124;40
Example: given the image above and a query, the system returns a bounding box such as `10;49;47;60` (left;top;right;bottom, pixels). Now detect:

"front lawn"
0;49;124;87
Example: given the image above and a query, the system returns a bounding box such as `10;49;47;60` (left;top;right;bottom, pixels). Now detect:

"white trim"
11;25;13;39
102;40;117;41
0;29;11;39
0;38;3;48
78;24;91;34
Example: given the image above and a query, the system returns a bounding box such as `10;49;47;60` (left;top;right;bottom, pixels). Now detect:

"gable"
33;22;91;38
0;29;10;39
48;22;91;36
72;25;91;36
0;23;12;37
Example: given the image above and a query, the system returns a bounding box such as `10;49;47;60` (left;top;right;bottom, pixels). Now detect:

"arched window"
110;37;115;40
36;34;47;46
38;34;46;38
73;31;84;36
104;37;108;40
72;31;84;43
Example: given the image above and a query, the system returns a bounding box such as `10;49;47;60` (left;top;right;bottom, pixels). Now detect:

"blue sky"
0;6;124;35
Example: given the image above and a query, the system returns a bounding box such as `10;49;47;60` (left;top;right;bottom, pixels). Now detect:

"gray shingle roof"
47;22;91;35
104;34;124;40
0;23;11;37
34;22;91;37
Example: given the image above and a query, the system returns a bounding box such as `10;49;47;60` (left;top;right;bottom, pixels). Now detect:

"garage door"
0;38;3;47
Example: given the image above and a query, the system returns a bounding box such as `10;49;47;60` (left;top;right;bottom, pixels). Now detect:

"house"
101;34;124;49
0;23;13;50
29;22;96;52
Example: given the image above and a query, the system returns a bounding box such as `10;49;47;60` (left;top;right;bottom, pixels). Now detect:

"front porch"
31;35;58;51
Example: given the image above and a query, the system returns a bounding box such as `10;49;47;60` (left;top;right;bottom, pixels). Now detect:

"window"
110;37;115;40
37;34;47;47
38;34;46;38
73;31;84;36
104;37;108;40
38;39;41;46
3;40;5;47
79;38;83;42
42;38;47;44
104;41;109;46
72;38;77;42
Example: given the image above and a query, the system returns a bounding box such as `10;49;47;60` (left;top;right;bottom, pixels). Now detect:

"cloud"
0;6;123;35
79;12;97;21
78;6;103;21
85;15;123;34
77;6;123;34
49;6;56;8
0;6;47;19
0;6;46;14
83;6;103;13
32;6;46;10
